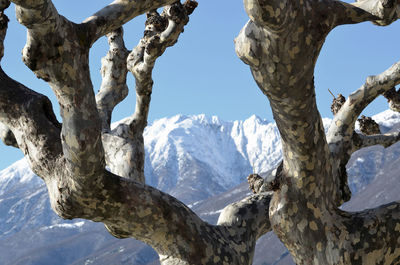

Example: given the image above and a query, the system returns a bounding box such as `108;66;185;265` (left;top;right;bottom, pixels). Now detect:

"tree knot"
383;87;400;113
358;115;381;135
330;93;346;115
247;161;283;193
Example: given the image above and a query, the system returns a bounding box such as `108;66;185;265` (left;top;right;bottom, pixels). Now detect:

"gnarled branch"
96;27;129;132
237;0;400;263
218;193;272;241
99;2;197;183
82;0;179;45
0;8;62;175
383;86;400;112
351;0;399;26
352;131;400;151
327;61;400;161
12;0;106;179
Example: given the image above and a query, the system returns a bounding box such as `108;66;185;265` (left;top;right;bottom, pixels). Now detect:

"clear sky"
0;0;400;170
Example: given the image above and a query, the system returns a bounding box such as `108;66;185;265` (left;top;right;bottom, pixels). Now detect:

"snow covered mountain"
143;114;283;203
1;110;400;265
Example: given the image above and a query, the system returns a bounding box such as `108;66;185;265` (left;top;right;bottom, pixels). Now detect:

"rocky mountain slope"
1;110;400;265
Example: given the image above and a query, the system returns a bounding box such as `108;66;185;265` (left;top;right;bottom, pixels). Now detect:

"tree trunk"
236;0;400;264
1;0;400;264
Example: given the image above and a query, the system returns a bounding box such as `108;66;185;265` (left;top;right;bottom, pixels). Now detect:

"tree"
0;0;399;264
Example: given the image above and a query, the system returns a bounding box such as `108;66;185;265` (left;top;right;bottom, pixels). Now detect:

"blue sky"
1;0;400;170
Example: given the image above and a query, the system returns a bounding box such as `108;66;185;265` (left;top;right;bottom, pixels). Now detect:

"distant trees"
1;0;400;264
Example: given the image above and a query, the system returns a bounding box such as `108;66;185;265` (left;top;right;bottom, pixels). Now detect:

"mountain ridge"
1;109;400;265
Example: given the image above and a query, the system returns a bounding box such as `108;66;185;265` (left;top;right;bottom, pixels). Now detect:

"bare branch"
0;2;9;61
49;168;267;264
218;193;272;240
100;1;197;183
94;29;145;182
82;0;180;45
336;201;400;264
327;61;400;153
383;86;400;112
351;0;399;25
358;115;381;135
331;94;346;115
331;0;399;26
0;6;62;175
0;68;62;175
248;161;283;193
123;1;198;134
352;131;400;150
326;62;400;205
11;0;60;34
11;0;107;179
96;27;129;132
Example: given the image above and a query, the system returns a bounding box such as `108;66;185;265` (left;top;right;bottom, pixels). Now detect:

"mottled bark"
237;0;400;264
383;86;400;112
3;0;400;264
358;115;381;135
99;1;197;184
0;1;275;264
331;94;346;115
96;28;129;132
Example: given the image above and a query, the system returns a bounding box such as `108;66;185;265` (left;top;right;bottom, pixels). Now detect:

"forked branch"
327;61;400;159
99;1;197;183
96;28;129;132
82;0;180;45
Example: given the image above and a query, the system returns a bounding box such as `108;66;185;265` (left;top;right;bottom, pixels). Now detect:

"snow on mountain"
0;110;400;265
143;114;283;202
0;114;284;236
372;109;400;129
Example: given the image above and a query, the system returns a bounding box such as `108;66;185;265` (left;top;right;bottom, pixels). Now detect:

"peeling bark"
3;0;400;264
383;86;400;112
358;115;381;135
1;1;273;264
331;94;346;115
236;0;400;264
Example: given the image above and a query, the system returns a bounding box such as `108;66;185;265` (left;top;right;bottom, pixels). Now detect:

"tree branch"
330;0;398;26
125;1;198;134
48;168;270;264
96;27;129;132
327;61;400;158
218;192;272;240
12;0;106;179
82;0;181;45
325;61;400;205
383;86;400;112
11;0;60;33
0;6;62;175
350;0;399;26
0;68;63;175
236;1;335;200
5;1;270;264
352;131;400;150
332;202;400;264
236;2;400;263
97;2;197;183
